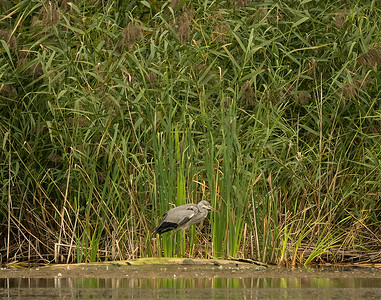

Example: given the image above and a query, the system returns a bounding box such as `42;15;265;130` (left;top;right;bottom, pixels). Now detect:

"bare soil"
1;258;381;279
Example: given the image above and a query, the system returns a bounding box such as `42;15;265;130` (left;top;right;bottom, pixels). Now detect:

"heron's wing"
166;205;197;224
177;206;197;226
153;205;198;234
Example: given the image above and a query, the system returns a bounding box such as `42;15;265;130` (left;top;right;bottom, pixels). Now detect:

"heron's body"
153;200;216;255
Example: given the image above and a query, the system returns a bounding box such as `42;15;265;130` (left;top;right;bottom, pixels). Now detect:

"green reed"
0;0;380;265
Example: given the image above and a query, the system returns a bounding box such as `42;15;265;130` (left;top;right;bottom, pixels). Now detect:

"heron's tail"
152;222;177;235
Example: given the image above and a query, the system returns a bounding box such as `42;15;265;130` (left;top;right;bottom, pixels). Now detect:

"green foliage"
0;0;380;265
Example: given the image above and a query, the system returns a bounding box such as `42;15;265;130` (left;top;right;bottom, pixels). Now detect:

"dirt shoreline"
1;258;381;279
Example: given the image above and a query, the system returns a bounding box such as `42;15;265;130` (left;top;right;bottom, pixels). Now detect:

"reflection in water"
1;276;381;299
2;276;381;289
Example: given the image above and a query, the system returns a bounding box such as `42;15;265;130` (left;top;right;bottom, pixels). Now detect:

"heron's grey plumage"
153;200;216;255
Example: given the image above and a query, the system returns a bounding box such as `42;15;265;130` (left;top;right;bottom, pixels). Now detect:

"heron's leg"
172;232;177;256
182;231;185;257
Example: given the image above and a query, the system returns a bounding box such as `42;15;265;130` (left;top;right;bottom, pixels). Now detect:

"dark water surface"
1;268;381;299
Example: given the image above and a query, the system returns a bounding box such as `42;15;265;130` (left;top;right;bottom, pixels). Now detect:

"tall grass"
0;0;380;265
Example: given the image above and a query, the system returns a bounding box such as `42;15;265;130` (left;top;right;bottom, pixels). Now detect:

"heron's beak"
207;205;217;212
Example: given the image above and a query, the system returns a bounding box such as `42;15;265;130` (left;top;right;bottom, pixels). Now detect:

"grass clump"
0;0;380;266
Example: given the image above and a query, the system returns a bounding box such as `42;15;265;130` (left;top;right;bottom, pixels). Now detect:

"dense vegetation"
1;0;380;266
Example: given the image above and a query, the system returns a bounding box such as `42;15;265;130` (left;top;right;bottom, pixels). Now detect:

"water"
1;267;380;299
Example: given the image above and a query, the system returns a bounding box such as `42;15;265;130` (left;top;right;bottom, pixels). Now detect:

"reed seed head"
358;46;381;68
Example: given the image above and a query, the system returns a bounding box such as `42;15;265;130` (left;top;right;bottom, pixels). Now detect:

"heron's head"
199;200;217;212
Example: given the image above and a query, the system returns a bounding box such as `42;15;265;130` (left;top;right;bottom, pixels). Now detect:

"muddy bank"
1;258;381;279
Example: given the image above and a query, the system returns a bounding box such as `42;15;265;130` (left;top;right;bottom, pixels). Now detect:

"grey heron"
153;200;217;256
